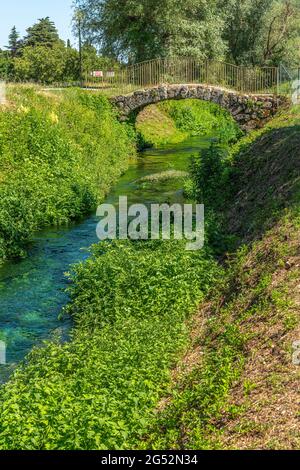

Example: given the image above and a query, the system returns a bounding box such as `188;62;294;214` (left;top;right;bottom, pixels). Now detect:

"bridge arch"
111;84;282;132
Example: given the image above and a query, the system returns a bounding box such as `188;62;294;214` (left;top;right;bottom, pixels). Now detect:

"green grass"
136;99;242;148
223;105;300;240
0;85;136;261
135;104;186;147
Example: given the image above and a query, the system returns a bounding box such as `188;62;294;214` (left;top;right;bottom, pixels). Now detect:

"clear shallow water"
0;135;213;381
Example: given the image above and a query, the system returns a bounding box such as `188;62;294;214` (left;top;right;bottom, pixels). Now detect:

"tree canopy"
23;17;61;48
74;0;300;66
0;16;117;84
219;0;300;66
73;0;227;63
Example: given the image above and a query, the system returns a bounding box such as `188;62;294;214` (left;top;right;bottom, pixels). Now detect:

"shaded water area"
0;135;213;381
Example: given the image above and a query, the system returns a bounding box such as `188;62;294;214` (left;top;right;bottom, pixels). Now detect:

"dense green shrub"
0;240;221;449
189;143;230;209
0;86;135;260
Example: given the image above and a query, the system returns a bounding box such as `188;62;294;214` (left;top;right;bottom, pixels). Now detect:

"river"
0;134;213;382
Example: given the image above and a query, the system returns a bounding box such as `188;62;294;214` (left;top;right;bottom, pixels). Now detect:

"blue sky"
0;0;76;49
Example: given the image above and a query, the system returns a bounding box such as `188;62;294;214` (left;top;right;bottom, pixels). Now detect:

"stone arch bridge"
111;84;285;132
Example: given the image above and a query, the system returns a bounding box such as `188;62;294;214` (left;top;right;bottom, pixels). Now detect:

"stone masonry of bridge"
111;84;286;131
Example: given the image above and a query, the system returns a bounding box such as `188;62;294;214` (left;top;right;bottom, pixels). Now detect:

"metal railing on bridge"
83;58;279;96
2;58;298;99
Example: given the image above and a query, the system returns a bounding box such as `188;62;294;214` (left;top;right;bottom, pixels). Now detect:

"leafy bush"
160;99;242;144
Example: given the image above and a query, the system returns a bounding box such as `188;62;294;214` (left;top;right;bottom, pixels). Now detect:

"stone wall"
111;84;286;131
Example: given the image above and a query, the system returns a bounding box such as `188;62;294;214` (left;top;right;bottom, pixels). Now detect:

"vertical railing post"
277;64;281;96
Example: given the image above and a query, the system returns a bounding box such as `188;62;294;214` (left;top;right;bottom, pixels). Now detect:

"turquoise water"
0;135;213;381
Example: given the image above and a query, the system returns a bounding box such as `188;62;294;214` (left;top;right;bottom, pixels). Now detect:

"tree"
73;0;227;63
63;45;80;81
219;0;300;66
73;9;85;80
6;26;21;57
23;17;61;48
260;0;300;66
219;0;273;65
3;14;116;84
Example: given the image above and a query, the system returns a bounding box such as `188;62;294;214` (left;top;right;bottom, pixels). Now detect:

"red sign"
92;71;103;78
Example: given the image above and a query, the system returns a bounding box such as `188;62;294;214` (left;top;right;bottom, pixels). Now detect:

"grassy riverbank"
143;105;300;450
0;86;135;261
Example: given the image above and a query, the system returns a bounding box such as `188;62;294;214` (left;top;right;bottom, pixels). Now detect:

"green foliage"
189;144;229;209
144;321;246;450
220;0;300;66
143;206;300;449
220;0;274;64
188;105;300;252
136;100;242;148
6;26;21;58
165;0;227;60
81;44;119;76
0;64;299;452
223;105;300;239
0;240;221;449
9;41;118;84
160;100;242;144
135;103;187;147
0;86;135;261
0;51;9;80
76;0;300;67
1;16;118;84
23;17;61;48
13;45;68;83
3;2;299;83
75;0;227;62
